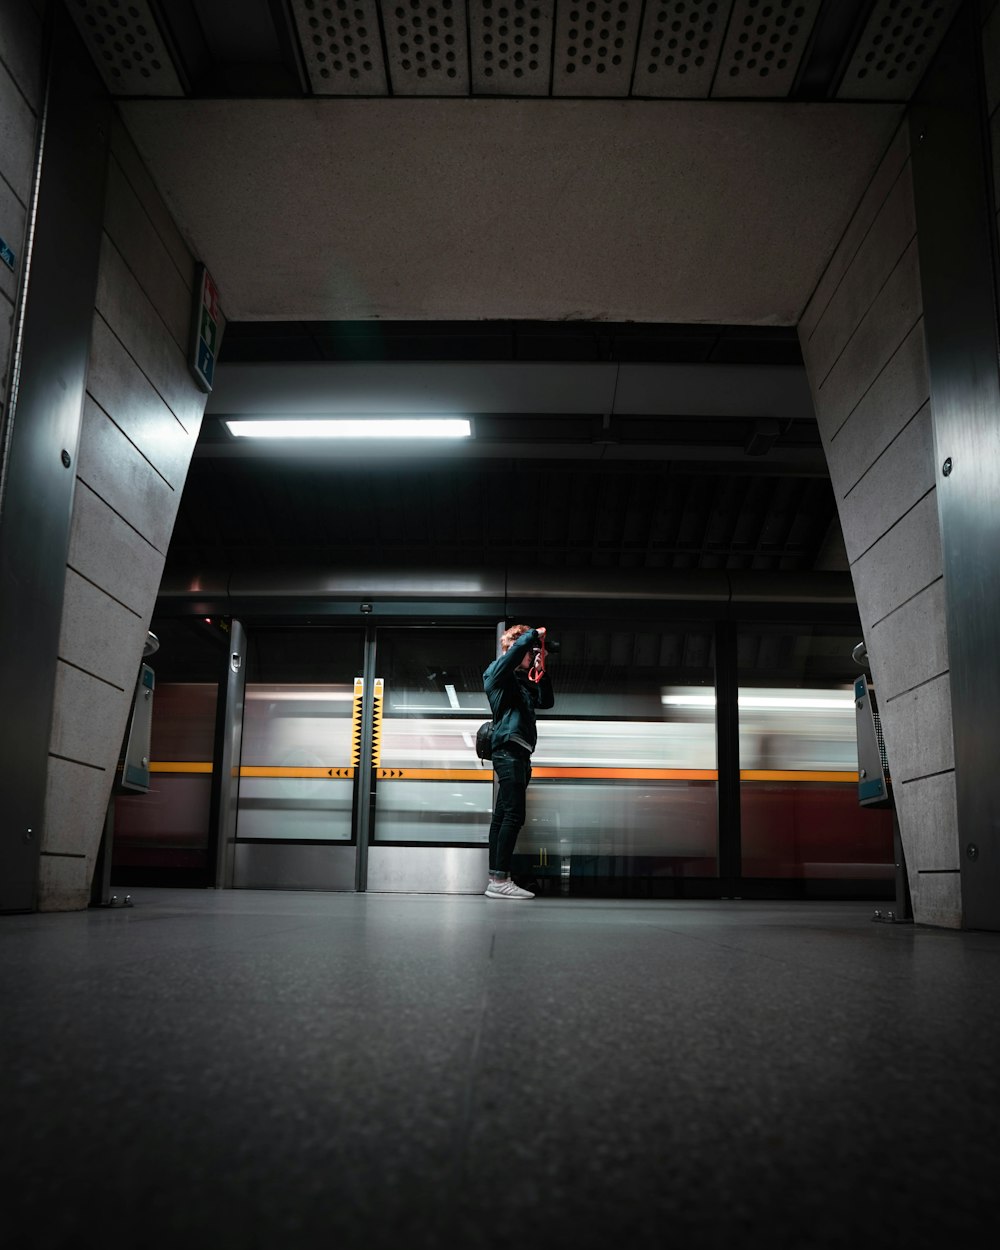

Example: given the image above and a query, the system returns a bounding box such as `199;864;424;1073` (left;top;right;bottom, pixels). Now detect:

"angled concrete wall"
38;114;220;910
798;122;961;928
0;0;43;456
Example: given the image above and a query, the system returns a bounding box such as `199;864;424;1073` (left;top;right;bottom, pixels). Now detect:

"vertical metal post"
354;627;378;892
910;5;1000;929
212;619;247;889
892;808;913;922
0;9;111;911
90;796;115;908
492;618;505;869
714;619;742;891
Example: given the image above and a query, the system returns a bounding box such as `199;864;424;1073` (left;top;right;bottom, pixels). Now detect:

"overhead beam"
205;362;816;420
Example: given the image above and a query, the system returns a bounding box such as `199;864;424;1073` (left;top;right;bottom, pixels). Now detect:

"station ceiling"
71;0;954;323
63;1;962;595
168;320;849;586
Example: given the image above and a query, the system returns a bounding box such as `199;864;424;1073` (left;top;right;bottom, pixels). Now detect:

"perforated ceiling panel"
380;0;470;95
711;0;822;99
469;0;555;96
632;0;734;98
837;0;962;101
289;0;388;95
551;0;645;97
66;0;183;95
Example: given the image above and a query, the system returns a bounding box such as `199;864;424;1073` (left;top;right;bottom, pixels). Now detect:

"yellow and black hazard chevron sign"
371;677;384;768
351;676;363;768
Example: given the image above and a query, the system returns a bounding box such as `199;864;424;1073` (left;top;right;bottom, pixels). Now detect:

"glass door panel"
373;622;719;884
737;625;894;880
237;629;366;844
113;681;218;873
111;616;228;885
512;626;718;888
372;627;495;844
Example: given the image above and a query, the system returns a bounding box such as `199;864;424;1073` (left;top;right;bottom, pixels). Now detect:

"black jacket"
483;628;554;754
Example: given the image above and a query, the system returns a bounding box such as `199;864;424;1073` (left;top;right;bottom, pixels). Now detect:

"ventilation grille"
469;0;554;96
837;0;961;101
381;0;470;95
872;709;889;776
551;0;645;97
633;1;734;98
75;0;960;101
289;0;388;94
712;0;822;98
67;0;183;95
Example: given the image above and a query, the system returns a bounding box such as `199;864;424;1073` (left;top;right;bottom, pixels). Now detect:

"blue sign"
859;776;886;802
190;264;221;393
197;338;215;388
0;236;15;272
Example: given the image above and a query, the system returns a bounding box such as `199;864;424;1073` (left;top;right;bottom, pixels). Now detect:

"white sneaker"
484;877;535;900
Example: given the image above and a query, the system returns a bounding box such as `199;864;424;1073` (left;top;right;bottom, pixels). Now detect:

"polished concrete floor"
2;889;999;1248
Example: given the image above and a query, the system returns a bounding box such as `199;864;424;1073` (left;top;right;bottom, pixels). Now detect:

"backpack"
475;721;494;761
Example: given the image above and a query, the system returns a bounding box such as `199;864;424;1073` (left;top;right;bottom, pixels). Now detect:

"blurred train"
113;680;893;885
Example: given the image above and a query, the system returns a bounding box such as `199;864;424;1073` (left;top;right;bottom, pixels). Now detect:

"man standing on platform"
482;624;554;900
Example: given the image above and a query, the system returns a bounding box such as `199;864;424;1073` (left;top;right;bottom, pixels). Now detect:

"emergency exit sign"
190;263;221;392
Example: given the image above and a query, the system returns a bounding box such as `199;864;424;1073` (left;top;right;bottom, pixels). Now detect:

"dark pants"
488;747;532;874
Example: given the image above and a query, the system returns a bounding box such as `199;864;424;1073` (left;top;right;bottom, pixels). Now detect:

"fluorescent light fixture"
225;418;471;439
444;684;461;710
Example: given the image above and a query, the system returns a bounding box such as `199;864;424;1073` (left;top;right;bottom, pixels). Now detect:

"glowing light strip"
240;766;355;778
740;769;859;782
660;694;855;710
147;763;860;783
149;762;213;773
225;418;472;439
739;696;856;711
532;767;717;781
245;689;355;701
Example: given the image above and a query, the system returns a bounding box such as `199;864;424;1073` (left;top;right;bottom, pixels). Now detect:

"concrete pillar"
0;3;220;911
39;113;222;910
801;7;1000;930
797;125;959;927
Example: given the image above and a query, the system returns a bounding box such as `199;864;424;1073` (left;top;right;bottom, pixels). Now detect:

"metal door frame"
363;622;496;894
353;625;378;891
226;623;371;891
